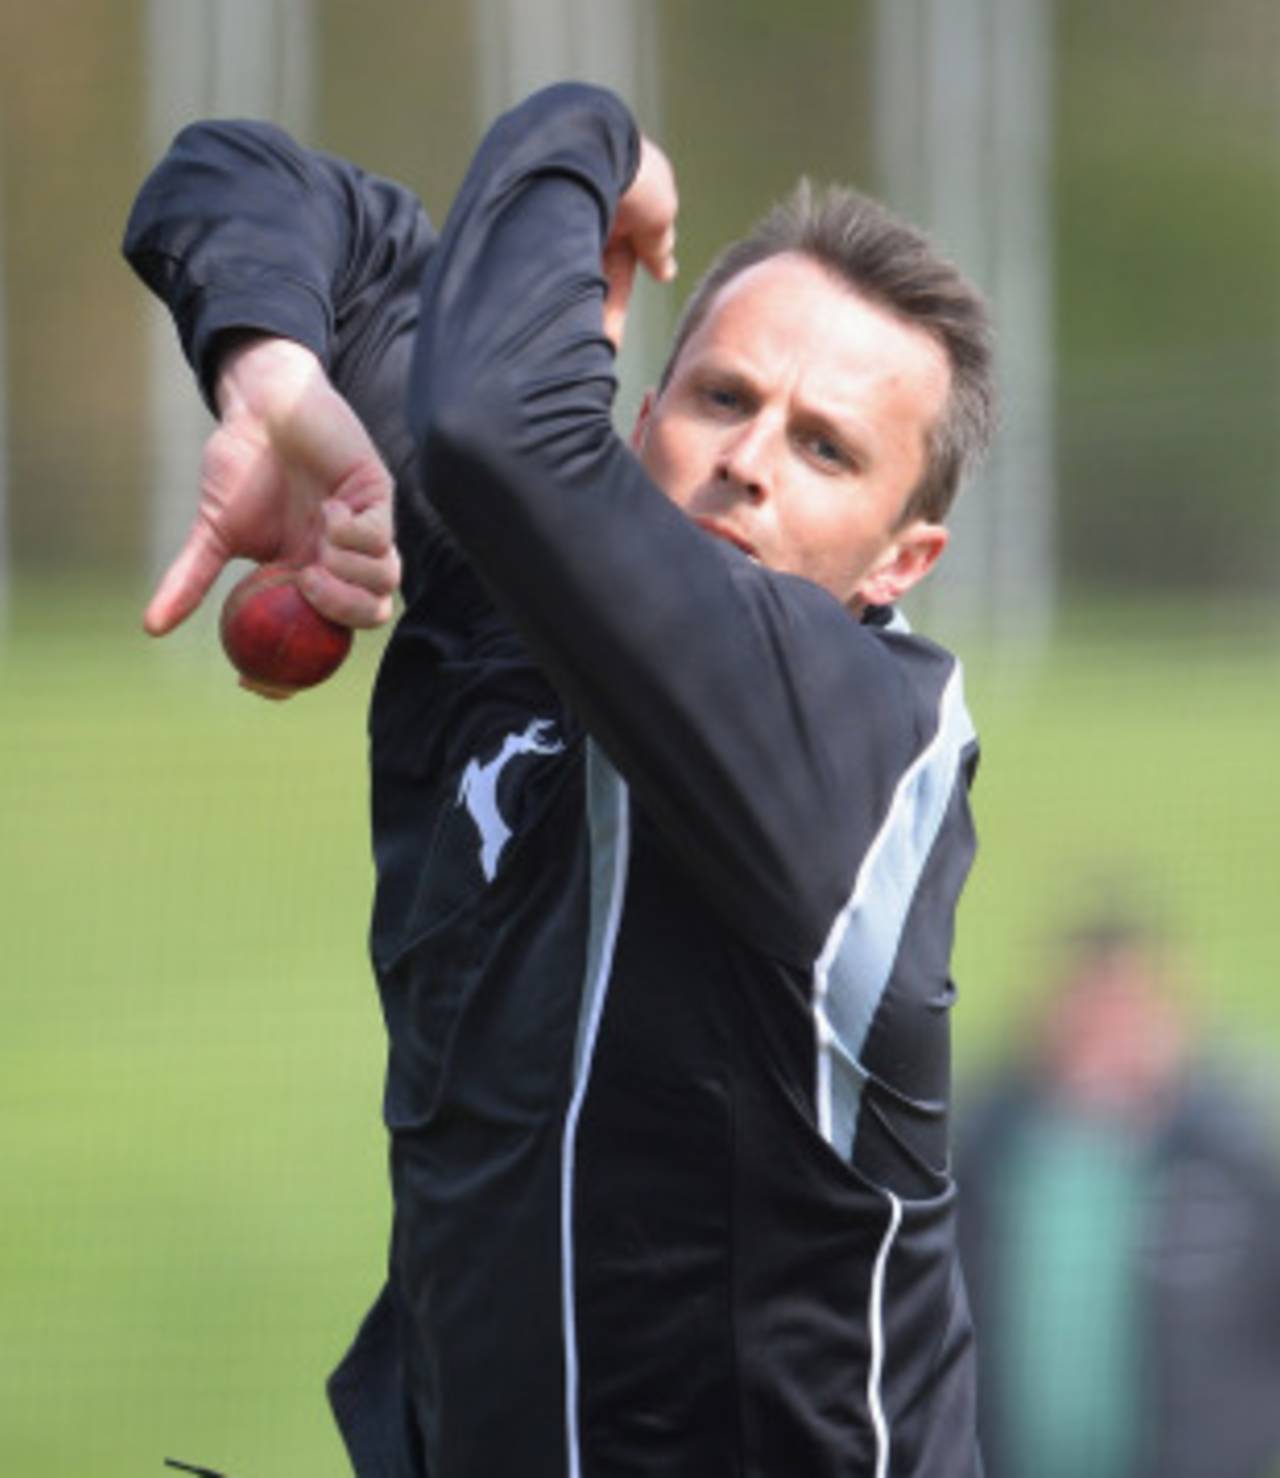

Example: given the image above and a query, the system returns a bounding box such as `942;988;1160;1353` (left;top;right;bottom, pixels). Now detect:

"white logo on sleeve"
457;719;565;881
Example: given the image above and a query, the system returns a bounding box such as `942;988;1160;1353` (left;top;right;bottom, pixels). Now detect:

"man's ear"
630;389;656;453
854;520;949;609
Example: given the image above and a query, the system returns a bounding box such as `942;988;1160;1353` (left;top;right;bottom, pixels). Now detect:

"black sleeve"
121;119;439;566
411;83;925;965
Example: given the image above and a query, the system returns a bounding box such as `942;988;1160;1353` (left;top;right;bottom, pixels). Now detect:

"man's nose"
715;419;774;502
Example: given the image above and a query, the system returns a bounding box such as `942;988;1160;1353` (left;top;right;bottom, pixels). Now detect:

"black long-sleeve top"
125;83;982;1478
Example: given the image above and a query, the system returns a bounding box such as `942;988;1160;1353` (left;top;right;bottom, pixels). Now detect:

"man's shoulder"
740;574;973;761
867;608;972;741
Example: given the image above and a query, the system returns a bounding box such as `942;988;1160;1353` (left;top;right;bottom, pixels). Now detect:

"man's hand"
602;135;678;351
143;336;401;637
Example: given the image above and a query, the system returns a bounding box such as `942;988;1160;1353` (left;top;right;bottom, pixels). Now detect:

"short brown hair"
659;181;995;523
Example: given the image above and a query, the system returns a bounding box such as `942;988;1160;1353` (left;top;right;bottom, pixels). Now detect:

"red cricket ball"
219;563;353;699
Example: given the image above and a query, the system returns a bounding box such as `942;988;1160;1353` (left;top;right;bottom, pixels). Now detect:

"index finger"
143;519;231;636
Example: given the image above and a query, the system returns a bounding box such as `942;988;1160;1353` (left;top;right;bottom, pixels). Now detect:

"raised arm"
409;85;942;963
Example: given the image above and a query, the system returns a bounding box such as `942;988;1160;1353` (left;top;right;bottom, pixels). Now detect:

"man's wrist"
214;333;321;420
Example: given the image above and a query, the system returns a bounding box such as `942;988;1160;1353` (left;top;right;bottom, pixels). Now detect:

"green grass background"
4;578;1280;1475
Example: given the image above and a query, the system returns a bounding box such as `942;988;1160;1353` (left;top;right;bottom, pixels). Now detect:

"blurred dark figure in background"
957;913;1280;1478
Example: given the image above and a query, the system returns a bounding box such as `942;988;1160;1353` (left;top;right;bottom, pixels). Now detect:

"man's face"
633;252;951;611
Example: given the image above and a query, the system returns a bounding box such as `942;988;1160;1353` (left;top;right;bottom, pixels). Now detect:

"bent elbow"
414;375;514;520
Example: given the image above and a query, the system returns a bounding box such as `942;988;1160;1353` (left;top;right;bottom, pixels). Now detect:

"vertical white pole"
872;0;1056;653
871;0;926;226
923;0;996;635
989;0;1056;648
471;0;664;427
144;0;215;600
0;149;9;629
143;0;314;597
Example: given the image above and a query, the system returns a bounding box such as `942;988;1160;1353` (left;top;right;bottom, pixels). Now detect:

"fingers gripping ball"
219;563;353;700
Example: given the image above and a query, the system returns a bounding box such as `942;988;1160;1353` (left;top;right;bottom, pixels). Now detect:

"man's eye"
701;384;743;413
804;432;848;468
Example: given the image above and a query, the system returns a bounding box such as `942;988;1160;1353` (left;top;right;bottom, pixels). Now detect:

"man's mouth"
693;517;758;561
